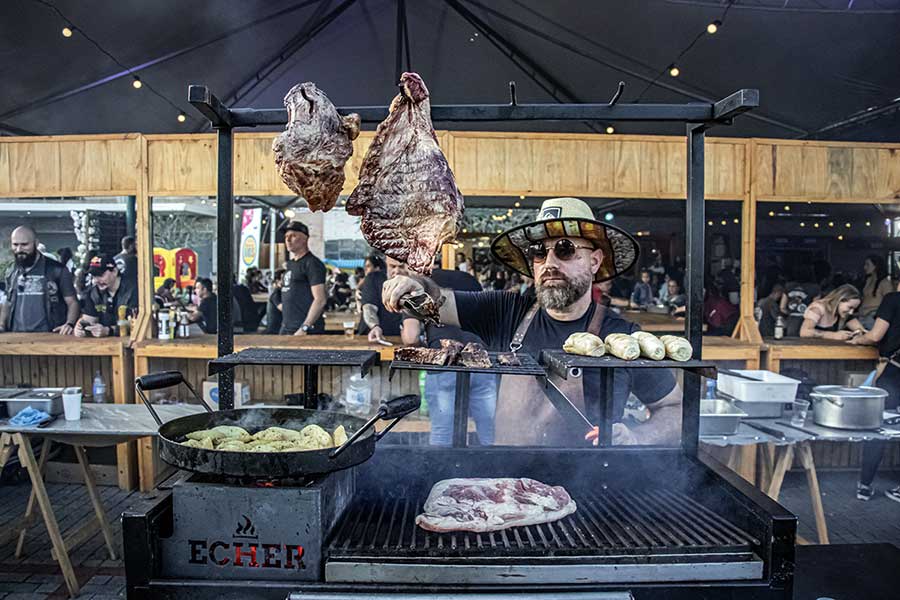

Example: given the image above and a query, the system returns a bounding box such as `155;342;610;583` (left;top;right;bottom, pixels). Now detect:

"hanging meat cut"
346;72;463;274
273;82;360;212
416;478;577;533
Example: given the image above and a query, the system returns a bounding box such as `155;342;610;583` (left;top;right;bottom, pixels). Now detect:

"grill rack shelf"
541;350;717;380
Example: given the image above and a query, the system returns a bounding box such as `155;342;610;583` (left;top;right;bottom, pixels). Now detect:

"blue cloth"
426;371;498;446
10;406;51;426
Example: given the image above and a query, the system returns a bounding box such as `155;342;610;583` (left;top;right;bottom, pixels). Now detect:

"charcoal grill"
122;84;797;600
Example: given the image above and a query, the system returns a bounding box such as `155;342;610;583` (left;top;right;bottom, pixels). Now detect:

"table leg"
13;433;79;597
15;438;52;558
73;445;118;560
134;354;158;492
112;351;137;491
757;443;776;493
766;444;794;500
0;432;14;468
797;441;830;545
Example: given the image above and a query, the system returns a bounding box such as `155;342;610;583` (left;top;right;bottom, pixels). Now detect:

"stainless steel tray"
700;399;748;436
1;388;64;416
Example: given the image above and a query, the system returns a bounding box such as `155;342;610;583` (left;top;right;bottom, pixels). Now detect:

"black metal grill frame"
388;351;546;378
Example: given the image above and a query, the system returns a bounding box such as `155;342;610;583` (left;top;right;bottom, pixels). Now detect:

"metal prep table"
0;403;203;597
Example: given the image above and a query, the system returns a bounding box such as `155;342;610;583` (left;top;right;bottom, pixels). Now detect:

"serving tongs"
401;291;444;327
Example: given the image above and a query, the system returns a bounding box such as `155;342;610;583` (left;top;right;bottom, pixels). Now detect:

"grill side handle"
329;394;421;459
135;370;214;427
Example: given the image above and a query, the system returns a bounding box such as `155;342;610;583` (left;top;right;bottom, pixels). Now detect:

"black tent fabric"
1;0;898;140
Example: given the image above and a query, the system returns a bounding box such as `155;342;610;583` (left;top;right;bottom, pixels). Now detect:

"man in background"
76;253;138;337
359;255;419;344
265;268;286;334
279;221;327;335
114;236;138;286
0;226;79;334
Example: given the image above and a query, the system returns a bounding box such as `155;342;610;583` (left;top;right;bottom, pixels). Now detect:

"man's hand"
367;325;385;343
74;321;87;338
382;275;424;312
294;327;308;337
53;323;74;336
84;324;109;338
827;330;854;341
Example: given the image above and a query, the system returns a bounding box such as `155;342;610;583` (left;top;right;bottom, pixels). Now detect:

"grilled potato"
298;424;333;450
333;424;348;447
181;437;215;450
252;426;304;442
216;440;250;452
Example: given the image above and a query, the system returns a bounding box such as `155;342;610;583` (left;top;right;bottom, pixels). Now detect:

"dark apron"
495;302;606;446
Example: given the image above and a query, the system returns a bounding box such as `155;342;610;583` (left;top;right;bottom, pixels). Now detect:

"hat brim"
490;217;640;283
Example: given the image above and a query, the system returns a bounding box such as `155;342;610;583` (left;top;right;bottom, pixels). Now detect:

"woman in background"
859;255;893;329
849;280;900;503
799;284;864;341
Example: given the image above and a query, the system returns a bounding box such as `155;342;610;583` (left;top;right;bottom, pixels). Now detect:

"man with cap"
75;253;139;338
383;197;682;446
279;220;327;335
0;225;79;335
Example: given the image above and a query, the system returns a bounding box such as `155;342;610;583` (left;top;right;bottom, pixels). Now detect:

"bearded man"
383;198;682;446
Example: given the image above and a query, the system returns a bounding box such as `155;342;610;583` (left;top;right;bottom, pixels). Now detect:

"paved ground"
0;470;897;598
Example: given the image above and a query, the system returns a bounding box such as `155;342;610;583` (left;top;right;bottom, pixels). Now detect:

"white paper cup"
62;387;82;421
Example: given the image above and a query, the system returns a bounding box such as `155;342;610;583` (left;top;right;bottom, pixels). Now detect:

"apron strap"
510;301;540;352
586;302;607;337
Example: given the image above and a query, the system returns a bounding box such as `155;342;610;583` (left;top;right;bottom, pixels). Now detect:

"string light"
866;221;871;226
177;113;186;123
783;205;790;211
519;195;525;200
707;220;713;226
462;228;468;233
606;126;615;134
733;218;739;224
813;223;820;228
845;222;851;228
721;220;727;225
668;64;680;77
132;76;142;89
838;235;844;241
707;20;721;34
768;210;775;217
61;26;73;38
828;221;834;227
800;222;805;227
514;201;521;208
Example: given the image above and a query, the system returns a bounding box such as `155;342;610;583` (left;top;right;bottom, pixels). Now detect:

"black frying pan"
135;371;419;479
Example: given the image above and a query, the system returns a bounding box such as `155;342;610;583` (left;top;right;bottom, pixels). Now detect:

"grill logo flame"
234;515;257;539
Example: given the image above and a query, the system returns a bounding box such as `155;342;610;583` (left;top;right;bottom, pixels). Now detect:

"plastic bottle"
774;315;785;340
418;370;429;416
92;371;107;403
117;305;130;337
705;379;717;400
344;374;372;417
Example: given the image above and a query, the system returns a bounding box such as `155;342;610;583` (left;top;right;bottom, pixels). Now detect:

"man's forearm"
65;297;80;324
0;303;8;330
303;297;326;328
362;304;380;329
629;404;682;445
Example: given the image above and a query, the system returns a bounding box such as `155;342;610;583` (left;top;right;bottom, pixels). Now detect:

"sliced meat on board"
415;477;577;533
273;82;360;212
346;72;463;274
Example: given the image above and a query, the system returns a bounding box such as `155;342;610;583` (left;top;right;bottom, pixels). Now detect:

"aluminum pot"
810;385;887;430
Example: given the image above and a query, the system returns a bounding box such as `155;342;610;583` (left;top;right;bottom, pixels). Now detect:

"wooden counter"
762;337;878;373
0;333;136;490
702;337;761;368
133;333;397;361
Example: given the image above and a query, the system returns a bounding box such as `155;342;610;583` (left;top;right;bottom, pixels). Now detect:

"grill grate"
389;351;547;377
328;487;759;559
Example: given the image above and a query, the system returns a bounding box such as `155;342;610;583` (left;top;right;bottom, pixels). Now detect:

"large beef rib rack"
346;72;463;274
273;82;360;212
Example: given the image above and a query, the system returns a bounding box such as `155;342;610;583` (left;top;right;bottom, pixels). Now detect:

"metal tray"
1;388;64;417
700;399;748;436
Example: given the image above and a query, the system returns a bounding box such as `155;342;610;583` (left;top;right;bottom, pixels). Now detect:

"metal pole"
452;372;471;447
125;195;136;238
269;208;277;280
682;123;706;455
216;126;235;410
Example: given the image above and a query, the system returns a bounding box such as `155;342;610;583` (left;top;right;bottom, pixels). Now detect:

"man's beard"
14;250;36;268
536;269;592;310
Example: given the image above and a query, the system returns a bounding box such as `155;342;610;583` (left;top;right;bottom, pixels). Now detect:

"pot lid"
812;385;888;398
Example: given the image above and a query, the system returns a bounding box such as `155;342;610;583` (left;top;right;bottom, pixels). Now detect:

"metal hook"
607;81;625;107
508;81;518;106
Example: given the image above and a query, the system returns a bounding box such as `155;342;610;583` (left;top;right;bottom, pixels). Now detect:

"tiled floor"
0;470;898;598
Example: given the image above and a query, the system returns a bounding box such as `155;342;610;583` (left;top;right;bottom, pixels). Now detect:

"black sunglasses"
526;239;595;263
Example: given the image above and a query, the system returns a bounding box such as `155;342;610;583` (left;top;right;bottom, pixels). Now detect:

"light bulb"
768;211;775;217
707;220;713;226
838;235;844;241
519;195;525;200
845;222;851;228
814;223;820;228
784;205;790;211
733;218;739;223
828;221;834;227
668;64;680;77
514;202;520;208
707;21;720;34
800;222;805;227
177;113;186;123
606;126;615;134
721;220;727;225
132;77;142;89
866;221;871;226
62;26;73;38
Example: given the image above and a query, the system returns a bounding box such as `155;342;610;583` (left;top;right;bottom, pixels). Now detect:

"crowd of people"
0;226;139;337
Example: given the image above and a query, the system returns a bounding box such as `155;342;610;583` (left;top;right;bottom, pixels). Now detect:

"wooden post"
441;243;456;270
112;347;137;490
735;139;762;344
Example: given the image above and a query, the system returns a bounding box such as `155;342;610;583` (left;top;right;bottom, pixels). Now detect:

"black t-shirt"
875;292;900;357
266;288;282;335
428;268;483;347
455;291;677;420
280;253;326;334
114;252;138;285
358;270;402;336
82;277;139;327
199;294;218;334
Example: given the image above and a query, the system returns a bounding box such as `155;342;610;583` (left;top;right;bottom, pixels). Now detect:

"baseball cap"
88;253;118;276
283;220;309;236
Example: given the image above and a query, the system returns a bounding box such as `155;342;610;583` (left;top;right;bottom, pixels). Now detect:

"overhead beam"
804;97;900;139
0;122;37;136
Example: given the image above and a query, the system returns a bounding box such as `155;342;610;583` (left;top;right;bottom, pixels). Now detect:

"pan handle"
135;370;215;427
329;394;421;459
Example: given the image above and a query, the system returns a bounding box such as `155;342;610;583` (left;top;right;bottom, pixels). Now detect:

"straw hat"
490;197;639;282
